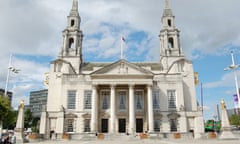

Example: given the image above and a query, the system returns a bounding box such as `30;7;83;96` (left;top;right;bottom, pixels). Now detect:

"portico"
90;81;154;134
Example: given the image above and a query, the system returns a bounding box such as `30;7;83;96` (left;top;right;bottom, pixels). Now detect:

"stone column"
179;113;187;133
147;85;154;132
128;84;135;134
194;116;204;139
63;34;68;55
15;100;25;143
55;111;64;134
91;85;98;132
110;84;116;133
161;113;169;133
219;99;236;139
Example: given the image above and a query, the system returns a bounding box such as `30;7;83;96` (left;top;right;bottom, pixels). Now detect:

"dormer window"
71;19;75;27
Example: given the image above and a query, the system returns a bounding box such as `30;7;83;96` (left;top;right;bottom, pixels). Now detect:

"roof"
81;61;163;71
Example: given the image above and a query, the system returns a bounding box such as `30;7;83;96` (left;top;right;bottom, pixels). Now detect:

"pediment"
65;113;78;118
82;113;91;118
91;59;153;76
51;59;70;65
167;112;180;118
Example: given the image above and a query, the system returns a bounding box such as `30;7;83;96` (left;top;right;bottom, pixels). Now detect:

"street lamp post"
4;54;20;96
224;51;240;110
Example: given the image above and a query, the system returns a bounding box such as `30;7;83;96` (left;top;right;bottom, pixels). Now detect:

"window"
101;90;110;110
135;90;143;110
168;19;172;27
67;119;74;132
69;38;74;48
67;90;76;109
153;90;160;110
168;37;174;48
118;91;126;110
84;90;92;109
84;119;91;132
71;19;75;26
168;90;176;109
154;119;161;132
170;119;177;132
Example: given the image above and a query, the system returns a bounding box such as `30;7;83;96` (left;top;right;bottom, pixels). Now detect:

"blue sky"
0;0;240;120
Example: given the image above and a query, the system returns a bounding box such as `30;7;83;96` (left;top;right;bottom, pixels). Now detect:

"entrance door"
118;119;126;133
101;119;108;133
136;118;143;133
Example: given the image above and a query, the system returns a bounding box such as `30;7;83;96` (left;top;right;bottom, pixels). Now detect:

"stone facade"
40;0;204;139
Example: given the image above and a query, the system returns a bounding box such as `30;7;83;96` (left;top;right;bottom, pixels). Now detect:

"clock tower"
59;0;83;74
159;0;184;71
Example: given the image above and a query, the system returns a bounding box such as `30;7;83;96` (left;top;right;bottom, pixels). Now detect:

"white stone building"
40;0;204;139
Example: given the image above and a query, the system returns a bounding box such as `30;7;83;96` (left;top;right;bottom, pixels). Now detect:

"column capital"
92;84;98;89
110;83;116;89
147;84;152;89
128;83;135;88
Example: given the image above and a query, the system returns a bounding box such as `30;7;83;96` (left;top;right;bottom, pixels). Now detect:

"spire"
72;0;78;11
165;0;170;9
163;0;173;17
67;0;81;29
70;0;79;16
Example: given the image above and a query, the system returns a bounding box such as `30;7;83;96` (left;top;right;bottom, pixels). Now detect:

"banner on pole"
233;94;238;103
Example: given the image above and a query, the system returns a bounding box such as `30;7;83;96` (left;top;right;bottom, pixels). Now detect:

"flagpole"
201;82;203;114
121;36;123;59
4;54;12;96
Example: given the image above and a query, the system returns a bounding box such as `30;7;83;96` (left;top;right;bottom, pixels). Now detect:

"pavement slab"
29;138;240;144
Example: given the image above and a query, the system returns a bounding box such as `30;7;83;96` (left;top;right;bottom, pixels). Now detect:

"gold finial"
221;99;226;110
20;100;24;109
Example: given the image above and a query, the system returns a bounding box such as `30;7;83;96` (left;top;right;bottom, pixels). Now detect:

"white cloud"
1;0;240;109
0;56;49;109
1;0;240;61
11;84;32;110
204;70;240;89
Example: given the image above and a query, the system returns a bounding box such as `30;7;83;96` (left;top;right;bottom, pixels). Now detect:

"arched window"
168;37;174;48
69;38;74;49
71;20;75;27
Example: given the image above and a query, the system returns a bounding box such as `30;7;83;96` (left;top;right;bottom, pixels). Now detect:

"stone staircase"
70;133;142;141
68;132;195;141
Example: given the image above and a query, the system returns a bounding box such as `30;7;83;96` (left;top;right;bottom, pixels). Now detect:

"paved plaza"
29;138;240;144
25;131;240;144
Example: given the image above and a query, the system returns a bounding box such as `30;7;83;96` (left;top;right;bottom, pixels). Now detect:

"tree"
0;95;11;122
0;94;12;137
0;94;17;129
24;109;40;132
3;110;18;129
24;108;33;129
229;114;240;126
